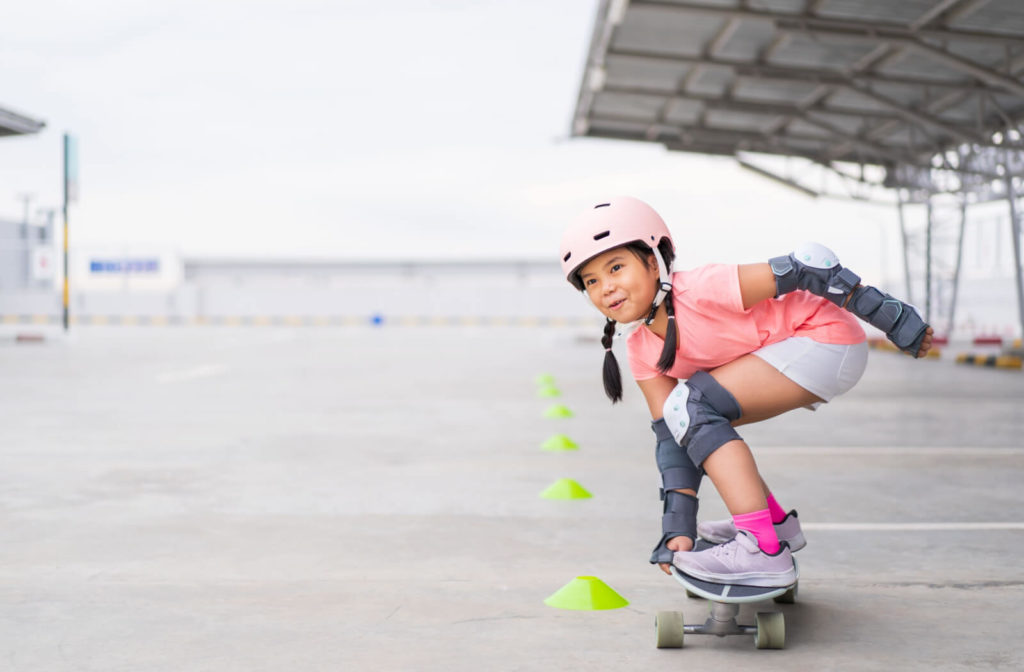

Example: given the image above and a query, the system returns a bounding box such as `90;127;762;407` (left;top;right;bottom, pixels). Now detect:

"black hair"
600;240;677;403
601;317;622;403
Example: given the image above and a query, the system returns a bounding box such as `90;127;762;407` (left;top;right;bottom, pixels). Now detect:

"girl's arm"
746;250;934;356
737;263;777;310
637;374;679;419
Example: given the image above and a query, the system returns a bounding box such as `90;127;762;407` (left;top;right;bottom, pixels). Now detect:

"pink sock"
733;509;780;554
765;493;788;524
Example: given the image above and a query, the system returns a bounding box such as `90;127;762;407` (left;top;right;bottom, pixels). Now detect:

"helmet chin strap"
644;249;672;325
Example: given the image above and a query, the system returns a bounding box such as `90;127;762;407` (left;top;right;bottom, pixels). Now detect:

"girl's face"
578;247;659;323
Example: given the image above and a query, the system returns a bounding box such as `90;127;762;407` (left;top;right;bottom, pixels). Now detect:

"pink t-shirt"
626;264;866;381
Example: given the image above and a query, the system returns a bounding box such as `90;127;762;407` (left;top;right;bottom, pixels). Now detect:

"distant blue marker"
370;313;385;327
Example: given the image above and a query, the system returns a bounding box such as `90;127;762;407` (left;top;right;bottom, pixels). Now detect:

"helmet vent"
563;252;571;262
594;203;610;209
593;230;611;241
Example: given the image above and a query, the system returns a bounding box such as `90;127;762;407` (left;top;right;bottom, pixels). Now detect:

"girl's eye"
585;278;596;287
610;264;622;273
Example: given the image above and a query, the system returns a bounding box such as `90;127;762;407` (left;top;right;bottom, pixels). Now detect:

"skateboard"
655;539;798;649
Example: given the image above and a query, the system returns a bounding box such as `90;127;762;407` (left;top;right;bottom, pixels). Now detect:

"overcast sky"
0;0;913;281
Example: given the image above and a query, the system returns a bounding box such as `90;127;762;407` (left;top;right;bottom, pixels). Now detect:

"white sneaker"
672;530;796;587
697;510;806;552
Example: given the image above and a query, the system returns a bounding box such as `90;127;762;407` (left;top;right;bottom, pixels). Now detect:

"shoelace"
709;531;759;560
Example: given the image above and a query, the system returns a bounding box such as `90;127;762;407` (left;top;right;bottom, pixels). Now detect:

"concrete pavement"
1;326;1022;670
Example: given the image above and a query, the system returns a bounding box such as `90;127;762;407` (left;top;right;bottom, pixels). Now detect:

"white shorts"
751;337;868;410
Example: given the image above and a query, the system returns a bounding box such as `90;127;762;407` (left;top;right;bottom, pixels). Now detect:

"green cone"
537;385;561;398
543;404;573;419
540;478;592;500
541;434;579;452
534;373;556;386
544;576;629;610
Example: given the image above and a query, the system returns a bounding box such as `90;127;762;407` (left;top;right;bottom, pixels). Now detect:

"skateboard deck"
674;537;798;603
670;566;794;603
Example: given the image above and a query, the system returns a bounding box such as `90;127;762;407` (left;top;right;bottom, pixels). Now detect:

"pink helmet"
560;196;675;291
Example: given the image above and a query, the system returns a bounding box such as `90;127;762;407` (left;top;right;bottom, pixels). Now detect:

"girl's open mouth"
609;298;625;310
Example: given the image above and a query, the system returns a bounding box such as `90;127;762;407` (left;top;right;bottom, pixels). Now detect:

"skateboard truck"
656;595;787;650
694;601;755;637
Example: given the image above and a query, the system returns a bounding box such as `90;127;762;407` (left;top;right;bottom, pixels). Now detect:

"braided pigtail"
601;317;623;403
656;288;678;374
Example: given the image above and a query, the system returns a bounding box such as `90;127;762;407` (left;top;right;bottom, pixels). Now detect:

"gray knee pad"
649;418;703;564
662;370;743;467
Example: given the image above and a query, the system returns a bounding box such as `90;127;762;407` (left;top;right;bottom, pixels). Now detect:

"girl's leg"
658;354;822;574
701;353;824;517
668;354;823;584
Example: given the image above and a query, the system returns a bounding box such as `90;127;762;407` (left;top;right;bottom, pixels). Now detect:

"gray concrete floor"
1;326;1022;671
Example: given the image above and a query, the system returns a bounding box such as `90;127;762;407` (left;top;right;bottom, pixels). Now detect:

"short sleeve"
689;264;746;313
626;329;662;381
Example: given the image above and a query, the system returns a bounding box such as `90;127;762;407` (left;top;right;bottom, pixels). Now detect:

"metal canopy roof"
572;0;1024;195
0;104;45;138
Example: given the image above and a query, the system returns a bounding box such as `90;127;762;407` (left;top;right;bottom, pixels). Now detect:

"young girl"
559;196;933;588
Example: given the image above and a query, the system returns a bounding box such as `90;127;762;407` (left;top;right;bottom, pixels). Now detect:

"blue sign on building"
89;259;161;274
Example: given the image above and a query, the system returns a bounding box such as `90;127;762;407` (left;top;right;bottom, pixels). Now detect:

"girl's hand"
657;536;694;576
915;326;935;358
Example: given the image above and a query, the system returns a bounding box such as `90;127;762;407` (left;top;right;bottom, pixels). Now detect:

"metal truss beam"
629;0;1024;47
598;83;921;161
0;106;46;136
607;48;980;92
606;48;996;149
589;113;945;171
839;77;987;144
943;0;993;26
909;0;967;31
598;82;907;123
773;42;904;155
664;137;827;164
841;52;1024;154
774;21;1024;99
589;114;830;148
706;17;740;58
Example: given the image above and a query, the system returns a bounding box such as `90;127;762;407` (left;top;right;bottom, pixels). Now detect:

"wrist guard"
650;418;702;564
847;286;930;356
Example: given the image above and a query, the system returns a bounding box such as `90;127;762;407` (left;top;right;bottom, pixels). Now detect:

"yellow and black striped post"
955;353;1023;370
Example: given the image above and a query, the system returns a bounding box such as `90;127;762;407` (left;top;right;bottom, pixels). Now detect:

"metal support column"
896;189;913;305
925;197;934;324
1005;174;1024;339
945;198;967;338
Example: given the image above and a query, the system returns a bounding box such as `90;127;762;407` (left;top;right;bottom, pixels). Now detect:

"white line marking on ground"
156;364;228;384
755;446;1024;457
803;522;1024;532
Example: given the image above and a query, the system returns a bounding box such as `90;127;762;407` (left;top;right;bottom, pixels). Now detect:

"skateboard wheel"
754;612;785;649
655;610;684;648
774;581;798;604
